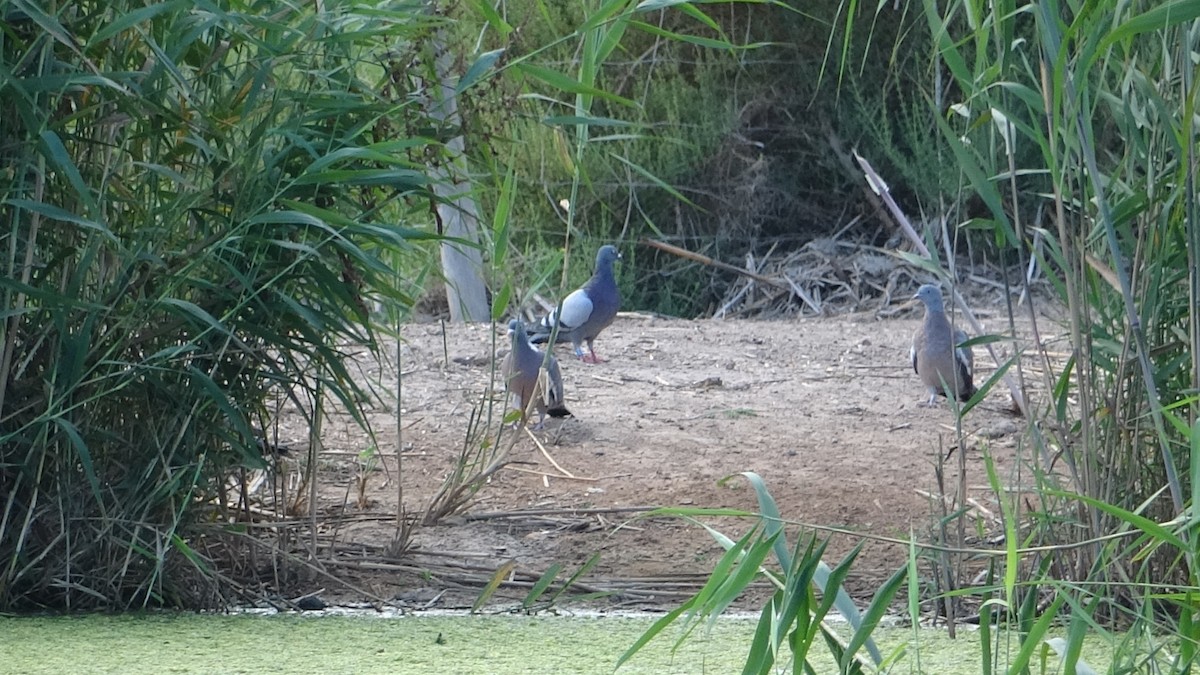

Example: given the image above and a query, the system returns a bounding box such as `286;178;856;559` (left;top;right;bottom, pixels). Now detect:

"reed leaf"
1;0;448;610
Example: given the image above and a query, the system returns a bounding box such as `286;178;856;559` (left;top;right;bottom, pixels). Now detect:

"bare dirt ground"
280;307;1055;611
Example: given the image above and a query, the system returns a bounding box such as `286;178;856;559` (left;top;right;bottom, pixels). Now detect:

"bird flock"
501;245;978;429
502;245;621;429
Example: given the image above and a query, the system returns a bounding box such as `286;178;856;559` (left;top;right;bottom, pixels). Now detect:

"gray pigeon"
911;284;977;407
501;319;570;429
529;245;621;363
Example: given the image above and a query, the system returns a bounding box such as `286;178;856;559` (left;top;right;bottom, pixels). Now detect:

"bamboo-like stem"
1036;3;1184;516
0;159;44;418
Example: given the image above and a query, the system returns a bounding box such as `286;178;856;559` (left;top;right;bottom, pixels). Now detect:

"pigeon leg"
580;340;606;364
919;389;940;408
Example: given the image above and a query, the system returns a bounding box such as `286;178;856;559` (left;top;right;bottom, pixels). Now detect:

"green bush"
450;1;936;317
0;0;436;610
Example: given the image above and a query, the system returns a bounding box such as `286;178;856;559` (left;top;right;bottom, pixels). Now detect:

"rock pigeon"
911;284;977;407
501;319;570;429
529;244;622;363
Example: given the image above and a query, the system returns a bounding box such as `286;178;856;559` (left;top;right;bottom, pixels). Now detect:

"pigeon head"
914;284;945;312
596;245;621;268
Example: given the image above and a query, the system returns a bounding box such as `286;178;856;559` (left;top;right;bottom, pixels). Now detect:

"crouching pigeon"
911;284;977;407
501;319;571;429
529;244;621;363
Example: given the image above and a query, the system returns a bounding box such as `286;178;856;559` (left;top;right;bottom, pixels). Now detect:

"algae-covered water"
0;611;1109;674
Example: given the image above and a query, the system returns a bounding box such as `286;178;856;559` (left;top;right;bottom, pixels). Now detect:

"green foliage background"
452;0;944;317
0;0;442;609
4;2;1200;648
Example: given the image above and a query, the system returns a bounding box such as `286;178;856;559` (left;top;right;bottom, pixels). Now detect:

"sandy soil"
272;308;1055;610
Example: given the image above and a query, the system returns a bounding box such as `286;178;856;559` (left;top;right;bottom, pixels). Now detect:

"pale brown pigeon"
501;319;570;429
529;245;621;363
911;284;977;407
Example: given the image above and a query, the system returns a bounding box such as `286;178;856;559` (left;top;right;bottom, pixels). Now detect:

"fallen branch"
464;505;658;521
507;465;598;481
641;238;789;289
525;425;576;478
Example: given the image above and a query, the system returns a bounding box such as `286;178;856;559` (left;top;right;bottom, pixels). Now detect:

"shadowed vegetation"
0;0;441;609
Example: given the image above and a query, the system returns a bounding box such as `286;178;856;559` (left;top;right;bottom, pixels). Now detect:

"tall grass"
906;0;1199;667
924;0;1198;602
618;473;897;674
0;0;444;610
629;0;1200;671
810;0;1200;662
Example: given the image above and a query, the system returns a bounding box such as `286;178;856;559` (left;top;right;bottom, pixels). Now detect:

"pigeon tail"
501;319;571;428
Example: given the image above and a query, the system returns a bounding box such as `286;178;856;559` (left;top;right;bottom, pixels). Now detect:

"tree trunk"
428;35;490;323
